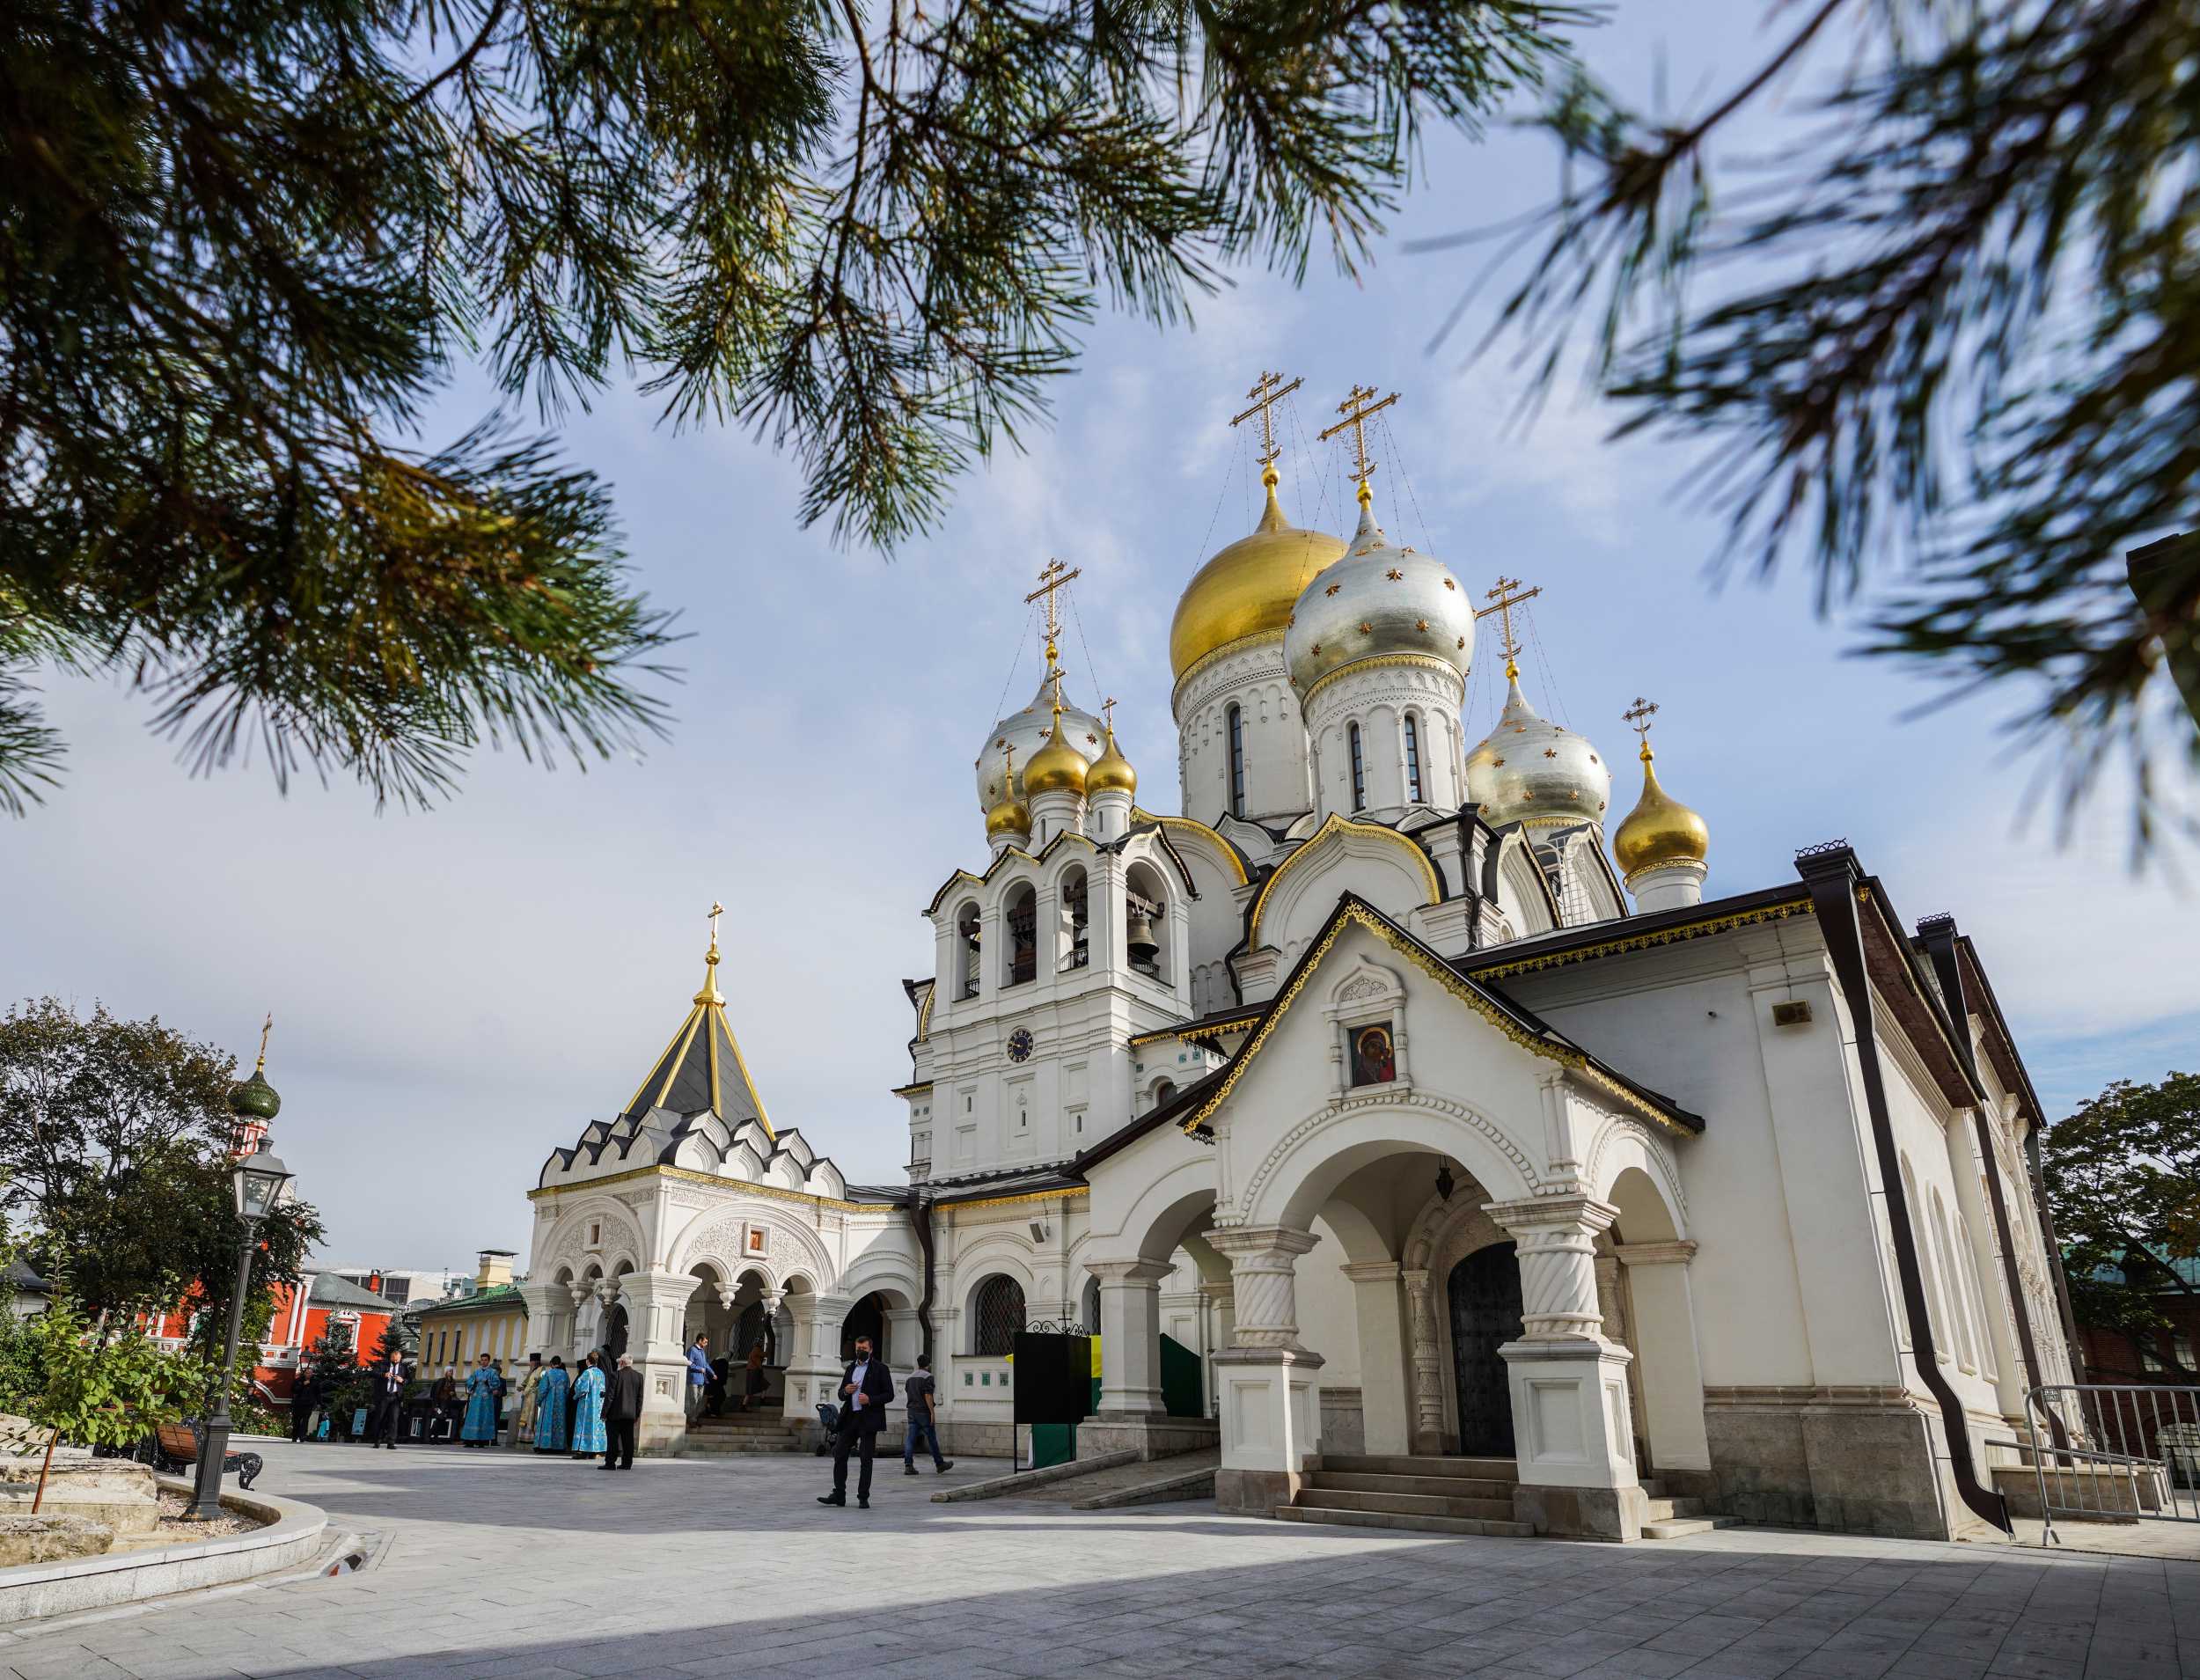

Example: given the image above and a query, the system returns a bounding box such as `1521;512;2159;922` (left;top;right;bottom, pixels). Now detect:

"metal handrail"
2021;1382;2200;1545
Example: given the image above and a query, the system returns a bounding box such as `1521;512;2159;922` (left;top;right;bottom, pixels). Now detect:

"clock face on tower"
1006;1028;1034;1063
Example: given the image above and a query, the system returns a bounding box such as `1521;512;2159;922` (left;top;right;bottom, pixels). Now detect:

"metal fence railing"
2016;1384;2200;1544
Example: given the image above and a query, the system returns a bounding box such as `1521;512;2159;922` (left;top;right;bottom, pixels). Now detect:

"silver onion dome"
1465;675;1613;828
1283;501;1475;702
974;675;1105;811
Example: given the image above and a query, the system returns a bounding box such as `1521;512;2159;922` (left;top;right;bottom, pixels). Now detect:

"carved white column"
1198;1280;1234;1419
1485;1195;1643;1540
1402;1266;1446;1454
782;1293;852;1418
1089;1258;1174;1418
517;1280;566;1361
1341;1260;1412;1455
1206;1226;1324;1514
612;1270;705;1452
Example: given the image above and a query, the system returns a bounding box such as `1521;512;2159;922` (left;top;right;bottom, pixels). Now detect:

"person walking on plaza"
901;1353;953;1477
367;1353;409;1449
290;1372;319;1443
569;1353;607;1461
515;1354;543;1447
459;1354;501;1448
684;1335;711;1425
818;1333;892;1509
533;1356;571;1454
603;1354;644;1471
741;1339;767;1413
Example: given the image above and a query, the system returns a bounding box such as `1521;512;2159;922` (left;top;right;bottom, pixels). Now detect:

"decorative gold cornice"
1129;808;1250;886
914;984;935;1043
1246;813;1441;948
531;1163;879;1214
891;1081;935;1098
1184;899;1695;1138
1470;897;1814;980
938;1185;1092;1213
1129;1011;1259;1049
1297;651;1460;713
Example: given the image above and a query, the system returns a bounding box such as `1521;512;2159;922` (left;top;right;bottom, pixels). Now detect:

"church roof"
307;1273;394;1310
619;954;772;1136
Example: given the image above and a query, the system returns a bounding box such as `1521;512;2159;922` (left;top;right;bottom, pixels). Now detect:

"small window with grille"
972;1275;1026;1356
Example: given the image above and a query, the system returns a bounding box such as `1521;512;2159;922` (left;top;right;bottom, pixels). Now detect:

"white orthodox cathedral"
521;380;2080;1543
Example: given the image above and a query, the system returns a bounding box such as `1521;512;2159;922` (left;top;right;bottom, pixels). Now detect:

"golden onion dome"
1088;723;1137;796
1169;471;1346;679
974;676;1104;810
1465;675;1613;829
1612;745;1709;877
982;743;1030;840
1023;698;1090;797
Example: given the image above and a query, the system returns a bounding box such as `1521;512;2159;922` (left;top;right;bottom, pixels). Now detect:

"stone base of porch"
1077;1416;1220;1463
1512;1480;1648;1543
1214;1466;1308;1516
1701;1386;1961;1539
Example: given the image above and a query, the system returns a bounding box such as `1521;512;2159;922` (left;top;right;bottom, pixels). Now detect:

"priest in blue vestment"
570;1354;607;1459
459;1354;502;1447
532;1356;572;1454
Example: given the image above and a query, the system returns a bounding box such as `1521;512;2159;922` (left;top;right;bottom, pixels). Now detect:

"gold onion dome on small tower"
1023;686;1090;797
1088;722;1137;796
984;745;1030;839
1612;740;1709;877
1169;469;1346;679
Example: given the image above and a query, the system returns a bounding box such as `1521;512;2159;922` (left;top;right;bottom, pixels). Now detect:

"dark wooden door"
1448;1243;1523;1456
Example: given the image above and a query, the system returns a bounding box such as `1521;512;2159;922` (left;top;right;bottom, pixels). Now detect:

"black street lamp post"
189;1038;294;1522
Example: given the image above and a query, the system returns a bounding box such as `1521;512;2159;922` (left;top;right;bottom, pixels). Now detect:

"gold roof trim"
1129;809;1250;885
1247;813;1441;948
1471;898;1815;980
1128;1011;1259;1049
1184;899;1695;1138
891;1081;935;1098
939;1185;1092;1213
531;1163;875;1213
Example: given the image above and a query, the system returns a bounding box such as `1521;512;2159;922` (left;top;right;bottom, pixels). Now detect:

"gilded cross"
1024;558;1083;651
1317;384;1401;502
707;900;724;956
254;1012;273;1075
1101;697;1118;736
1474;575;1544;679
1230;371;1303;471
1623;697;1660;761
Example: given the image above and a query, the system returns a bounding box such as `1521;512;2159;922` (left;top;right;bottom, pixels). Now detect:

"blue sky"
2;3;2191;1266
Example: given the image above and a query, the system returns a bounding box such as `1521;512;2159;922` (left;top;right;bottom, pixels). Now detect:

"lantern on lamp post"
188;1027;295;1522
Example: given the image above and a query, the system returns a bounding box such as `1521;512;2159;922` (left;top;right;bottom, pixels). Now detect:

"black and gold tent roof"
619;945;773;1136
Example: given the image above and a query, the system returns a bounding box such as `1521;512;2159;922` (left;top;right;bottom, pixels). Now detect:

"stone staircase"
1274;1454;1531;1537
1273;1456;1738;1541
1638;1478;1741;1539
681;1414;806;1456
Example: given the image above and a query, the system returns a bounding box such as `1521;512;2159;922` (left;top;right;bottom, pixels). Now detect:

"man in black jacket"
602;1354;645;1471
366;1355;409;1449
818;1334;894;1509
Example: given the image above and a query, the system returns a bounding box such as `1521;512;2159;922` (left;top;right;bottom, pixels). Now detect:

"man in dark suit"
602;1354;645;1471
818;1334;894;1509
367;1355;409;1449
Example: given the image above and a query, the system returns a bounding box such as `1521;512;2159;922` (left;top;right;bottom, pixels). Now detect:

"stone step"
1275;1503;1533;1539
1642;1515;1742;1540
1294;1487;1517;1523
682;1440;805;1455
1315;1454;1517;1483
1306;1471;1516;1501
1643;1496;1706;1522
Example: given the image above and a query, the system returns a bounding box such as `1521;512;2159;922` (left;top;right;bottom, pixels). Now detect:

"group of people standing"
502;1350;646;1469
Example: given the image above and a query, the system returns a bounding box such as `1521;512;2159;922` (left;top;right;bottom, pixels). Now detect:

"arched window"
1003;884;1037;987
956;903;981;998
1124;861;1170;982
972;1275;1026;1356
840;1292;886;1361
1227;704;1247;818
1932;1191;1977;1370
1898;1155;1946;1355
1348;723;1367;811
1404;713;1424;803
1151;1078;1177;1113
1060;867;1089;971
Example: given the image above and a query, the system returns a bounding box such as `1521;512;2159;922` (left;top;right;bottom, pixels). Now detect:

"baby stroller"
814;1400;842;1457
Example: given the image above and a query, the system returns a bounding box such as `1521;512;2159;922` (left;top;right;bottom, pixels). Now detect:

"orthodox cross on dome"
1623;696;1661;762
253;1011;273;1075
1025;557;1082;672
1231;370;1303;481
1475;574;1543;679
1101;696;1118;732
696;899;727;1005
1318;383;1400;505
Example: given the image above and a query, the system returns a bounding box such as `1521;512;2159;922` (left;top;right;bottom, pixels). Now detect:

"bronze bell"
1126;905;1159;969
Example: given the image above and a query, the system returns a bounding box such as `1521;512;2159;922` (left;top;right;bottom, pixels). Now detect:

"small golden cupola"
1610;697;1710;911
1085;700;1138;840
984;743;1030;853
1023;682;1090;799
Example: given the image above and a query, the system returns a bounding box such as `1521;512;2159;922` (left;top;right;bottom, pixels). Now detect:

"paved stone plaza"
1;1442;2193;1680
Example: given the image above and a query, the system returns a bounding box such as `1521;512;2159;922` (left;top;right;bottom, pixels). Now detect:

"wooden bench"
152;1423;262;1491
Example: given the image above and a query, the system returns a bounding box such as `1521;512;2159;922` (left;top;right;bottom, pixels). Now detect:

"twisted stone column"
1485;1195;1618;1343
1208;1226;1322;1350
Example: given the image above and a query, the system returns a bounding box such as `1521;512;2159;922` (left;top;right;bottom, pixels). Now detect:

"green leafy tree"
1;0;1580;815
0;999;322;1363
20;1295;207;1512
2042;1070;2200;1376
1448;0;2200;851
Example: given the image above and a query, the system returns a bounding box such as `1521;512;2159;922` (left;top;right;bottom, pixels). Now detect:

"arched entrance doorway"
1447;1243;1522;1456
840;1292;888;1361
